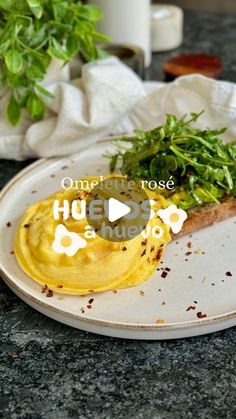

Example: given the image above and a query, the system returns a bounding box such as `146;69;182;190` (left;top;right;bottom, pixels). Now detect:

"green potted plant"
0;0;108;126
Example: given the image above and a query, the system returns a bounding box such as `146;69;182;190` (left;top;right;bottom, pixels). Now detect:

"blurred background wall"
152;0;236;13
83;1;236;14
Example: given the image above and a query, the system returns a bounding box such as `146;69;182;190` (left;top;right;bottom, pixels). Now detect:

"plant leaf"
66;35;80;58
78;5;103;22
35;83;54;99
110;154;119;173
7;96;21;126
96;48;109;59
0;0;105;125
26;65;44;81
26;0;43;19
27;94;45;120
29;25;47;48
92;31;111;43
0;0;11;11
0;39;11;56
48;37;69;61
5;50;23;74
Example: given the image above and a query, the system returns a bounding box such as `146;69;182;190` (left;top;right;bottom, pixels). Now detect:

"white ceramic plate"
0;139;235;339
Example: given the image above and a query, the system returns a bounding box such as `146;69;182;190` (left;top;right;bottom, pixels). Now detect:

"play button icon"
86;176;151;242
107;198;131;222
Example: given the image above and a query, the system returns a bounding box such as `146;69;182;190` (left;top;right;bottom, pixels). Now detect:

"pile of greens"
108;112;236;210
0;0;108;125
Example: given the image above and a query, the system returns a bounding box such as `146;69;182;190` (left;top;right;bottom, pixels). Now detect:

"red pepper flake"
56;285;64;288
141;239;147;246
6;222;11;227
194;301;198;304
155;249;162;262
187;242;192;248
81;307;85;314
141;249;146;257
185;251;192;256
161;271;168;278
10;250;15;255
46;289;53;298
197;311;207;319
226;271;232;277
87;304;92;309
81;191;90;199
88;298;94;304
41;284;48;294
112;289;118;294
186;305;196;311
122;247;127;251
150;246;155;253
24;224;30;228
165;267;171;272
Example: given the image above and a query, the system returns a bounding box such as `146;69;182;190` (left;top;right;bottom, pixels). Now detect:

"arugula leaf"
108;112;236;209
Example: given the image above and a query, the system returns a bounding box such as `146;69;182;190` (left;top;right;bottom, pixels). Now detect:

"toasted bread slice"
173;196;236;239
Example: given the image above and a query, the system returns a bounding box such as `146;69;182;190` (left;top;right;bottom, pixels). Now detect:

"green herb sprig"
0;0;109;125
108;112;236;210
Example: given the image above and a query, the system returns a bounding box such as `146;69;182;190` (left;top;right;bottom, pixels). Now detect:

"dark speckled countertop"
0;9;236;419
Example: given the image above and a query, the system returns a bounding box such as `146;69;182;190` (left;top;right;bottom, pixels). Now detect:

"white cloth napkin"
0;56;236;161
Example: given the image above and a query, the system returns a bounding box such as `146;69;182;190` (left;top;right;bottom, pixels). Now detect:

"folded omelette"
14;176;171;295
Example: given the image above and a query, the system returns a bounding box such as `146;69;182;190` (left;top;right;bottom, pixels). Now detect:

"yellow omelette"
14;176;171;295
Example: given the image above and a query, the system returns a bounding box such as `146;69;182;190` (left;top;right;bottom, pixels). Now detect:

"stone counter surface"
0;10;236;419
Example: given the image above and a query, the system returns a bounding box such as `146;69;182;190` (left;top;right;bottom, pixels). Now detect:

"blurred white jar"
151;5;183;52
89;0;151;67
